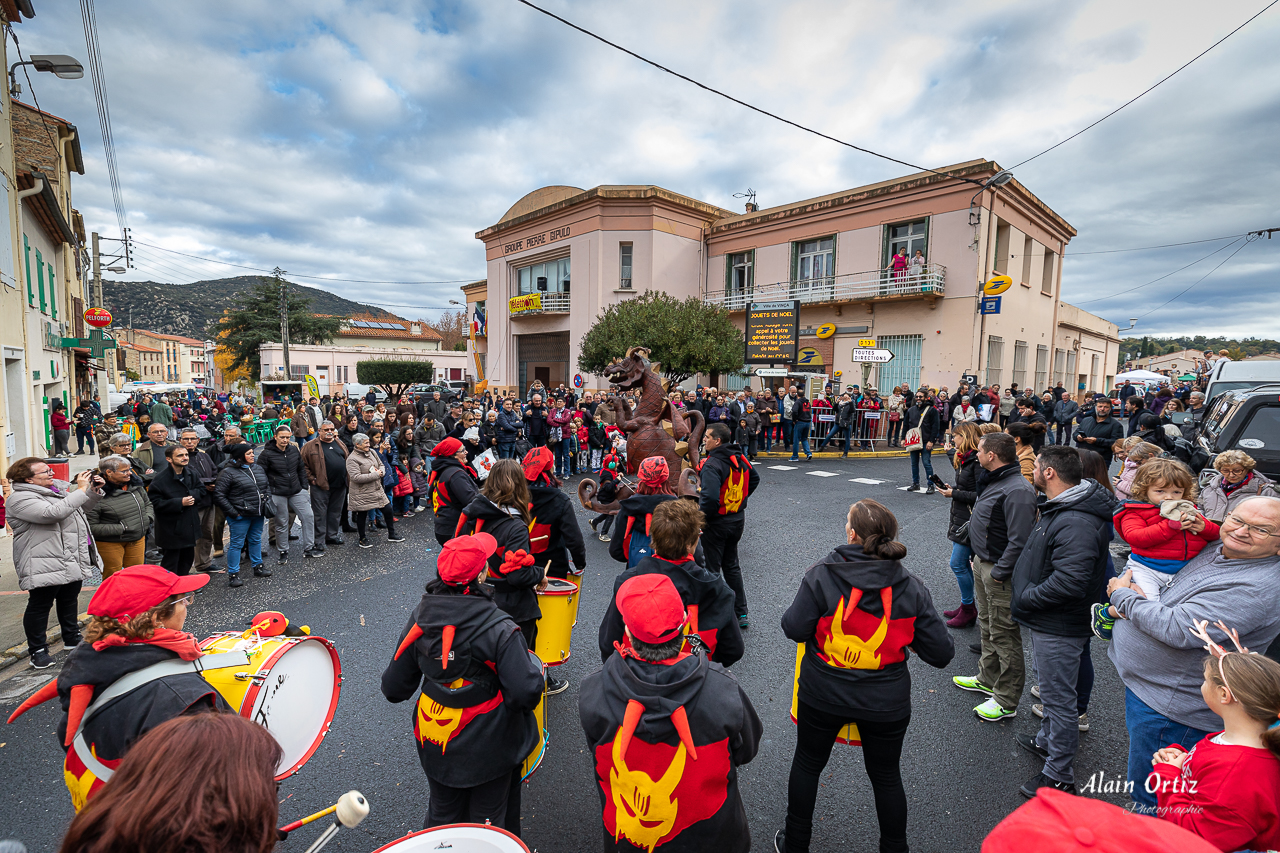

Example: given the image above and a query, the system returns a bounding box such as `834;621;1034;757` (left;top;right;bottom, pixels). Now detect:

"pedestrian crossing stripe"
768;465;797;471
851;478;886;484
807;471;839;477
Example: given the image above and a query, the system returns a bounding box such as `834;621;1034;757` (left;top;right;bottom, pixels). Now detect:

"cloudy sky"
15;0;1280;338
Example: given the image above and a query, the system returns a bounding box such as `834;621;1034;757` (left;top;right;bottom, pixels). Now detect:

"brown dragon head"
603;347;652;391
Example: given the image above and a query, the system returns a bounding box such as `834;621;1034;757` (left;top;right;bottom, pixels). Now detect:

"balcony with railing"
508;290;571;318
705;263;945;311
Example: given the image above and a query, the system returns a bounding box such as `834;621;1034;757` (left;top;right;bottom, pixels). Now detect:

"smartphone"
929;474;950;490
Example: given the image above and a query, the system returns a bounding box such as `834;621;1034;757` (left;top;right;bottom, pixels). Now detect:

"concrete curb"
754;449;912;459
1;611;90;664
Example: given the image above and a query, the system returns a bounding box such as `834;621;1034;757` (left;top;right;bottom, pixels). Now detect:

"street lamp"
9;54;84;97
969;170;1015;227
105;265;125;274
448;299;464;307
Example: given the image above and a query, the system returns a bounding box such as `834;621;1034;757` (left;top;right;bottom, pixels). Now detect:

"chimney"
745;202;758;213
411;323;422;335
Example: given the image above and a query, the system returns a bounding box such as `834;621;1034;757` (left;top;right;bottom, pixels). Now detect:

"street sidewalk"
1;451;103;663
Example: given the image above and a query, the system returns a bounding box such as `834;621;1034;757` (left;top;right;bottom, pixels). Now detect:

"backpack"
1171;436;1210;474
623;513;654;568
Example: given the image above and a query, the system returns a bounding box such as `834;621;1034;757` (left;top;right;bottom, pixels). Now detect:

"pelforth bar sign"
744;300;800;364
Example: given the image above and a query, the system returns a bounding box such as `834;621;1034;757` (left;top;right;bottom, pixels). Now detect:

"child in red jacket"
1149;621;1280;853
1093;459;1219;639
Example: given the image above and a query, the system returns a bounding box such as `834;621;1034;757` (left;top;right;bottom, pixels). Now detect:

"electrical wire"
1064;233;1247;256
1135;235;1257;318
80;0;128;235
1071;237;1246;305
1011;0;1279;169
511;0;985;187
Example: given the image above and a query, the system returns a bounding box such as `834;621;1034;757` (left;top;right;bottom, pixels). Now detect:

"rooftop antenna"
733;188;758;213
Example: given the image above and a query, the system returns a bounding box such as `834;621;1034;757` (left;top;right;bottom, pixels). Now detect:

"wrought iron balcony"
508;290;571;317
705;263;945;311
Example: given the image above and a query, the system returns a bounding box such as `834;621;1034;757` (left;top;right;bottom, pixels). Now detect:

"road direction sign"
754;367;790;377
850;348;894;363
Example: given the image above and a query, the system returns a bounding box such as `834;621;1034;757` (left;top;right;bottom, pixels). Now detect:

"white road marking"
808;471;839;478
768;465;798;471
851;478;886;484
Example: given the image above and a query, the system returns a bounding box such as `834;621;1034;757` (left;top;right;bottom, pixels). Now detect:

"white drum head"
372;824;530;852
249;638;338;777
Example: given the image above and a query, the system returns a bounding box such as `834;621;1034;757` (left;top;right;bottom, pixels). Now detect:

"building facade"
472;163;1120;396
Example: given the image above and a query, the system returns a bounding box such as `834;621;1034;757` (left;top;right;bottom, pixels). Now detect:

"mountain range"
100;276;405;339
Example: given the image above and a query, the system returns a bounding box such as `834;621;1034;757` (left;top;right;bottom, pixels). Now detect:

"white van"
1204;360;1280;405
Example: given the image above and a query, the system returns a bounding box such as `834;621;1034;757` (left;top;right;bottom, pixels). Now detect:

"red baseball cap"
522;446;555;481
437;533;498;585
431;437;463;458
88;565;209;621
982;789;1220;853
616;574;686;644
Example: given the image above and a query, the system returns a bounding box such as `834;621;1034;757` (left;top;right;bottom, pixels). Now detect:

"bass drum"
199;633;343;778
372;824;530;852
522;651;548;781
791;643;861;745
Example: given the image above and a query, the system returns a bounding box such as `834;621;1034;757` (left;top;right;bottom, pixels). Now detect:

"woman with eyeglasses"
6;457;105;670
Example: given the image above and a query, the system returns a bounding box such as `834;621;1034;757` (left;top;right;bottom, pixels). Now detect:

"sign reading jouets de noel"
744;300;801;364
502;224;572;255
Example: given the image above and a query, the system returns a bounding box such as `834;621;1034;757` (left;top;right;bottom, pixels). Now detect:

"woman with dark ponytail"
776;499;954;853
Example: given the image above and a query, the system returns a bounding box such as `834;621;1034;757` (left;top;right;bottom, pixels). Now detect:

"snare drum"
791;643;861;745
199;633;343;778
533;578;579;666
371;824;531;852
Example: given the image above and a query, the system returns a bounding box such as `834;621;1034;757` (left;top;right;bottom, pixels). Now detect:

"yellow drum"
533;578;579;667
791;643;861;745
199;633;343;778
522;688;548;781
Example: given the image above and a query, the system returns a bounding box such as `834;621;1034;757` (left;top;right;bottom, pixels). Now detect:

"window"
1012;340;1028;388
793;237;834;298
727;251;753;296
1035;345;1049;391
36;248;45;312
1042;249;1057;295
1053;348;1066;386
619;243;632;289
290;364;308;378
993;221;1011;275
1066;350;1077;389
1090;354;1100;394
877;334;923;391
885;218;928;266
1020;235;1034;286
516;256;570;295
985;335;1004;387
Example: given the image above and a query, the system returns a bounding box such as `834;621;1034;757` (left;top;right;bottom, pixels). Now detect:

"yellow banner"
509;293;543;314
305;374;319;399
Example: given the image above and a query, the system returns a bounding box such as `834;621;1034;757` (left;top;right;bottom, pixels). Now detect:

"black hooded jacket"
781;544;954;720
598;554;744;667
946;450;981;544
579;651;762;853
1011;480;1116;637
609;493;705;567
697;443;759;523
381;581;544;787
528;480;587;578
457;496;541;623
428;455;482;542
147;465;203;549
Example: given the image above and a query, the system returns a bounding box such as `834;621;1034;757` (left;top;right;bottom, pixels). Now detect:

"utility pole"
91;232;112;404
276;267;291;381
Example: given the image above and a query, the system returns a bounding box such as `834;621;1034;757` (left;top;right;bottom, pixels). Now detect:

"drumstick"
279;804;336;834
279;790;368;839
299;792;369;853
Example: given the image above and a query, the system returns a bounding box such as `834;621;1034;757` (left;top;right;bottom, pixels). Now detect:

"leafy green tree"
577;291;744;385
356;359;435;398
208;274;342;378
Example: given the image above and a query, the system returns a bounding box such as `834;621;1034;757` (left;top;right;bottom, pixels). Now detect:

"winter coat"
257;442;307;497
528;481;587;577
345;447;389;512
1053;398;1080;426
599;554;743;666
782;544;954;720
523;404;549;439
479;419;499;449
1017;444;1036;483
147;465;202;549
579;650;762;853
1114;458;1141;502
904;404;943;444
425;398;449;421
301;437;347;491
494;408;523;441
707;405;731;425
1011;481;1117;637
213;463;274;518
738;411;761;438
380;581;543;787
1115;501;1220;563
792;395;813;423
968;463;1039;582
414;421;446;458
184;449;217;509
697;443;759;522
1073;415;1125;465
457;496;540;623
1197;470;1279;524
946;450;981;543
952;403;978;424
131;441;176;483
547;406;574;440
9;481;102;589
85;475;154;544
428;455;481;541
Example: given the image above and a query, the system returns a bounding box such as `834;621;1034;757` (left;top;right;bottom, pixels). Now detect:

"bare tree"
428;310;469;352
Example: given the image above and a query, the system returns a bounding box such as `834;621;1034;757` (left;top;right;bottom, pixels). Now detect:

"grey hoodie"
1109;543;1280;730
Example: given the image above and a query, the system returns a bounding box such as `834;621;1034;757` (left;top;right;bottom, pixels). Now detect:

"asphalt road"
1;456;1134;852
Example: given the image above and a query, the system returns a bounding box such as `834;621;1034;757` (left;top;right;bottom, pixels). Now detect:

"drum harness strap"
70;650;250;782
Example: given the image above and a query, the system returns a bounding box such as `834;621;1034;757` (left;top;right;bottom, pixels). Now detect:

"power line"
1071;237;1246;304
1064;233;1247;256
1136;235;1257;318
80;0;128;235
511;0;985;187
1011;0;1279;169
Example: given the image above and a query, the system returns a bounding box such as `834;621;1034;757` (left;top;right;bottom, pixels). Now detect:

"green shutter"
48;263;56;319
790;242;799;282
36;248;46;312
24;235;32;305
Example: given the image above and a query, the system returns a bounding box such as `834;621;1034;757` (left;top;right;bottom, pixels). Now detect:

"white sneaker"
1031;684;1040;699
1031;704;1091;731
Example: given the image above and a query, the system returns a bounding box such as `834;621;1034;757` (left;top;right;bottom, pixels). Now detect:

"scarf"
1222;472;1254;497
93;627;204;661
956;449;977;468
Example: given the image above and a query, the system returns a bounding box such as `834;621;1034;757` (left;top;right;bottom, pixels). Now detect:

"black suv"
1195;386;1280;477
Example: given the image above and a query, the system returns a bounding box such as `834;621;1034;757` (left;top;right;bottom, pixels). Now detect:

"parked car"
1204;360;1280;406
1195;386;1280;478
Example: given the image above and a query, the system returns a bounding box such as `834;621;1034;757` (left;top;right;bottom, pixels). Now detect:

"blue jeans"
789;423;811;460
781;420;793;448
226;515;264;575
554;440;572;476
763;423;773;452
949;541;974;605
909;447;934;485
1124;687;1211;810
819;425;850;452
498;441;515;459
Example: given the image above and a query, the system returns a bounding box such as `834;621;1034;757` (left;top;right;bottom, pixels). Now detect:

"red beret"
437;533;498;585
88;565;208;621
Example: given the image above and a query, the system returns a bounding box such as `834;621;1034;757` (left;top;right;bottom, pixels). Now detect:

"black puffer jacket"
946;449;981;544
1011;480;1116;637
610;494;704;567
213;463;274;518
257;442;307;497
85;475;154;543
457;496;541;623
527;480;586;578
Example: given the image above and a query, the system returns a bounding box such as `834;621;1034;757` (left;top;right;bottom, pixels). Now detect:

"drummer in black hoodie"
777;499;954;853
599;497;743;667
610;456;702;567
522;446;587;581
381;532;545;831
580;573;762;853
698;423;760;629
427;436;481;548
